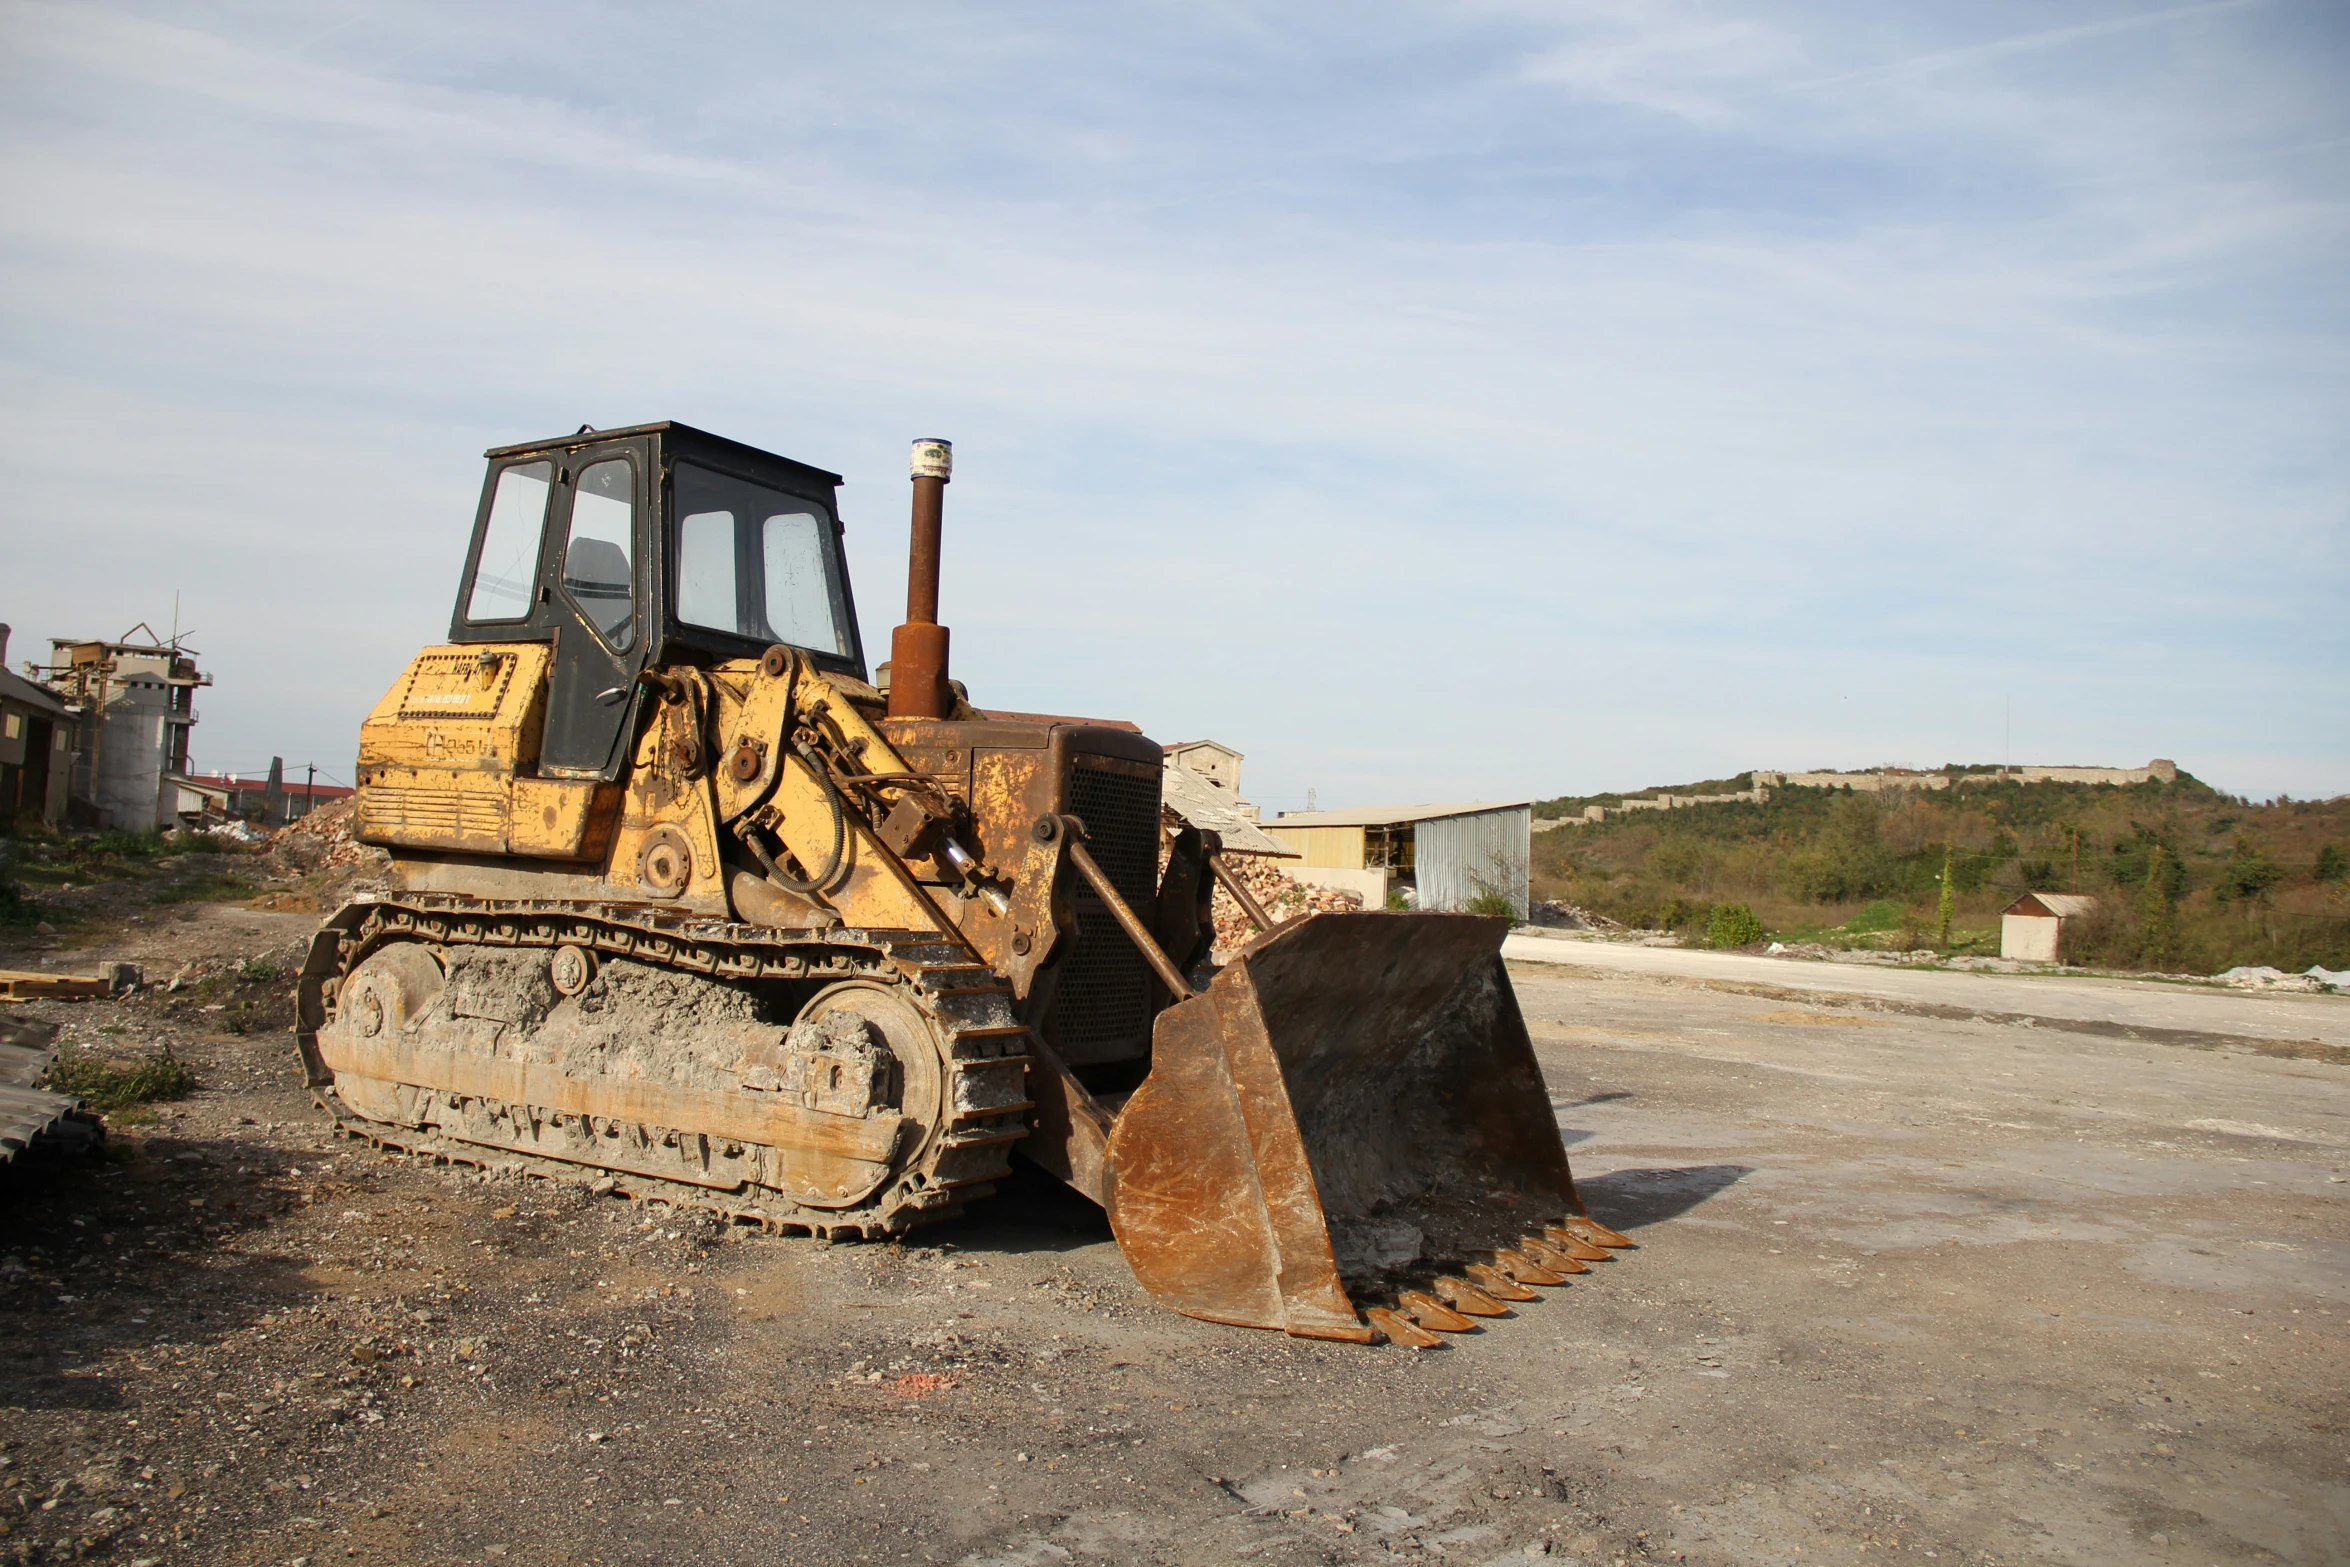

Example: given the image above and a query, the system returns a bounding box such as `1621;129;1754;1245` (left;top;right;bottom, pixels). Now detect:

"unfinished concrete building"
37;629;210;831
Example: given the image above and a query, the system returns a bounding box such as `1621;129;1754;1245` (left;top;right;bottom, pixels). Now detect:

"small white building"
2000;892;2100;962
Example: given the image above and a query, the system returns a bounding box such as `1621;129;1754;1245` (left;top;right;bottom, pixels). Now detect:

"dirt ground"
3;892;2346;1567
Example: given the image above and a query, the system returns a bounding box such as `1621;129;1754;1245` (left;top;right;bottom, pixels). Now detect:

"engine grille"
1050;758;1164;1064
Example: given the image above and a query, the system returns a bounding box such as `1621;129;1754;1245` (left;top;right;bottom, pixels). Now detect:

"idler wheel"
548;943;596;997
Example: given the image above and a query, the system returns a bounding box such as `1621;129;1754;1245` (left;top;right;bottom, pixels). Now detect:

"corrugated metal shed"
1263;800;1533;919
1413;806;1531;920
1265;801;1529;829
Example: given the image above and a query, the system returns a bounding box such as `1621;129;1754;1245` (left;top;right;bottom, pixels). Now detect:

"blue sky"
1;1;2343;809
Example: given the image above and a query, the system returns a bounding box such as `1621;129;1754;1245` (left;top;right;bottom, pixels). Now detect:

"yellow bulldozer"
295;422;1627;1347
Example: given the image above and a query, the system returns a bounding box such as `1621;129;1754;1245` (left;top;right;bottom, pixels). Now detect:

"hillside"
1531;770;2350;973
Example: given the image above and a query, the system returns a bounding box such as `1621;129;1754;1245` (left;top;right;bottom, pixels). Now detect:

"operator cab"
446;421;866;780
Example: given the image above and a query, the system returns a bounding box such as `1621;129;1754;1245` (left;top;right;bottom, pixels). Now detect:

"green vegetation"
1464;890;1519;920
1533;769;2350;972
43;1042;198;1112
1706;901;1764;949
148;872;257;905
0;870;36;929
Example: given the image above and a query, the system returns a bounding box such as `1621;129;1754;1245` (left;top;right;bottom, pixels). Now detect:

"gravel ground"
2;894;2344;1567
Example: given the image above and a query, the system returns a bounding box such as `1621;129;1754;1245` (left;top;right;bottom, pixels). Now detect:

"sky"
0;0;2343;812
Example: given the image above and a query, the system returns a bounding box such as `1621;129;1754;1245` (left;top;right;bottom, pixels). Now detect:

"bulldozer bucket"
1103;911;1594;1342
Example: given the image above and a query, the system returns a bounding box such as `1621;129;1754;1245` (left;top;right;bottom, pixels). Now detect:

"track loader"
298;423;1627;1346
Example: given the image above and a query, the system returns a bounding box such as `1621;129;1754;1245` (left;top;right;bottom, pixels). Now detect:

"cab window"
671;461;848;655
562;458;636;649
465;461;552;622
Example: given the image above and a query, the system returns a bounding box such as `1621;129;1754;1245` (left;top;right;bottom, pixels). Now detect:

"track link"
295;896;1034;1238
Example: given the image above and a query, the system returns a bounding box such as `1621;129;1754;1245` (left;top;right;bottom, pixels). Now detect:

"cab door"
540;442;652;778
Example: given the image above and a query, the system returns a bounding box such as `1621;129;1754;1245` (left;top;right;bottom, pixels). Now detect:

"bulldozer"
295;422;1628;1347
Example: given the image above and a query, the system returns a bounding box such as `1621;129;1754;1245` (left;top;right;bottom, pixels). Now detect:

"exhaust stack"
888;438;953;720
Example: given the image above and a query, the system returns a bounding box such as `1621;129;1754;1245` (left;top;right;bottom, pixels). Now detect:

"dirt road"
2;906;2344;1567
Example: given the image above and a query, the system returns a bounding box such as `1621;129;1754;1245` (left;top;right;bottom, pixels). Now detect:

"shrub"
1707;902;1765;949
2217;840;2285;903
44;1043;198;1112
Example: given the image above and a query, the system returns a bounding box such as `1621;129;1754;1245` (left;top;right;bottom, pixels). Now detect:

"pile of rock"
270;796;380;872
1209;855;1362;950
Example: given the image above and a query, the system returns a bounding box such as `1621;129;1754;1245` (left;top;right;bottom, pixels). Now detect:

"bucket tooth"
1365;1306;1443;1349
1432;1277;1510;1316
1488;1248;1568;1286
1520;1238;1590;1274
1463;1263;1539;1301
1397;1290;1478;1332
1556;1215;1635;1249
1542;1226;1614;1262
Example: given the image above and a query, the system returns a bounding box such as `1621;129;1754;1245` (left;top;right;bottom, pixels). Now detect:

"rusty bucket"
1102;911;1589;1341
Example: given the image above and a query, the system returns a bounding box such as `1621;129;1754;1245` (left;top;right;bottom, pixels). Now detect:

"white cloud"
1513;1;1801;123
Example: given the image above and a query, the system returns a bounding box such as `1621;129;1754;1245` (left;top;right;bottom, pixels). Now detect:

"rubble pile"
270;796;384;874
1209;854;1362;950
1532;899;1625;932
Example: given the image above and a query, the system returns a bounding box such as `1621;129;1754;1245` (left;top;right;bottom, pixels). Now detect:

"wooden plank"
0;971;109;1000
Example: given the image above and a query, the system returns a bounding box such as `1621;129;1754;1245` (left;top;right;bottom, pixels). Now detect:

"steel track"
294;896;1034;1238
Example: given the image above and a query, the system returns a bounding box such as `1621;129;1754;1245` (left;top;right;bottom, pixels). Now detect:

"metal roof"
0;664;69;716
1160;764;1293;856
1266;800;1533;829
0;1020;94;1166
2004;892;2101;919
482;421;847;486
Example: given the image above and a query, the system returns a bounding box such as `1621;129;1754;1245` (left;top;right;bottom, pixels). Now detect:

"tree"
2219;839;2285;904
1936;842;1955;951
2140;846;2175;969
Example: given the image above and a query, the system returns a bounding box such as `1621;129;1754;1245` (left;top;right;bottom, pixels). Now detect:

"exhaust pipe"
888;438;954;720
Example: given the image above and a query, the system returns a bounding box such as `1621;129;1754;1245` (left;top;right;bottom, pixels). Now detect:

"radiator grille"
355;784;507;851
1050;759;1163;1064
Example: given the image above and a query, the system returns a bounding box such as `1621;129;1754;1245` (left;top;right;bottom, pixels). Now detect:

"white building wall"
2000;914;2062;963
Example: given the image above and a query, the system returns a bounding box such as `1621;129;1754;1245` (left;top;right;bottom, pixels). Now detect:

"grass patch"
43;1042;198;1112
1845;899;1902;934
149;872;257;905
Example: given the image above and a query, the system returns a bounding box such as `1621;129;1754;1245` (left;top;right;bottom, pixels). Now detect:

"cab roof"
483;421;846;488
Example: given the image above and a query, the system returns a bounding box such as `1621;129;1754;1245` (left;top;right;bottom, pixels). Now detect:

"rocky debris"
263;798;390;909
270;796;383;874
1208;855;1363;950
1530;900;1623;932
